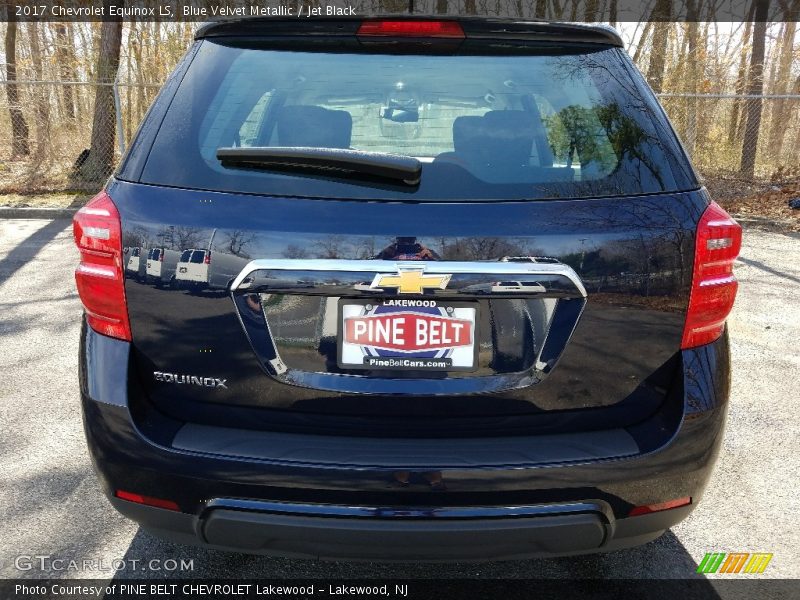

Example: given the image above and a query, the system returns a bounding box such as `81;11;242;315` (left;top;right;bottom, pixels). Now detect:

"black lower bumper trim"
201;509;607;560
110;496;694;561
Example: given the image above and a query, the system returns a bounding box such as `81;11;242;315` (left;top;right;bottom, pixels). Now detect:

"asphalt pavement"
0;219;798;586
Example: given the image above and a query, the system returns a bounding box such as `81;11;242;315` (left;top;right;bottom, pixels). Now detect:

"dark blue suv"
73;18;741;560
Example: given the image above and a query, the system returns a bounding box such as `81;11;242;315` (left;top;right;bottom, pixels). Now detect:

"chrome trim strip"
231;258;587;297
203;498;607;521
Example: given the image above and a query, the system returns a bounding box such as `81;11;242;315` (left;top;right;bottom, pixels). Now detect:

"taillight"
357;20;465;38
681;202;742;349
204;252;211;265
73;191;131;341
159;252;164;262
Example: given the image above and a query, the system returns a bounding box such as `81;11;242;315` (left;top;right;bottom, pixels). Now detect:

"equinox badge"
370;266;451;294
153;371;228;389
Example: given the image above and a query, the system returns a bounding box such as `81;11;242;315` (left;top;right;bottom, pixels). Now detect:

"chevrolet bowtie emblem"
370;268;451;294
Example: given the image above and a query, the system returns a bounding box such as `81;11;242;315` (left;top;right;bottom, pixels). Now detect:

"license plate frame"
337;298;479;372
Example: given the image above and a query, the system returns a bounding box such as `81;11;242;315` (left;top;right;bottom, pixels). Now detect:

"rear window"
138;40;695;200
180;250;192;262
189;250;206;264
151;249;161;260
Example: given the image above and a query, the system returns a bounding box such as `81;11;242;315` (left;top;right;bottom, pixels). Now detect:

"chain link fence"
660;94;800;182
0;80;160;191
1;80;799;193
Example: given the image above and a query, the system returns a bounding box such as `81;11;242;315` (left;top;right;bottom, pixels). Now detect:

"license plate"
337;299;477;371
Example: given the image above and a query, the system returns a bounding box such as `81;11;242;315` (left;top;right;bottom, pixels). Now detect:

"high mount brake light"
681;202;742;349
73;191;132;341
357;20;465;39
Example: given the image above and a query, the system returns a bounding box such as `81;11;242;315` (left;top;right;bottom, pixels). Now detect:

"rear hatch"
113;19;703;438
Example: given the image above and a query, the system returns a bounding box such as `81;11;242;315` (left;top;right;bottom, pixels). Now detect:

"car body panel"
80;320;729;558
110;178;704;436
76;18;734;559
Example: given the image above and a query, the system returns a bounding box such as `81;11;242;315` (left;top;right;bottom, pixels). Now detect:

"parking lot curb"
0;207;76;220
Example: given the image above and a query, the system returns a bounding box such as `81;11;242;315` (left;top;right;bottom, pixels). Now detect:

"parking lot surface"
0;219;797;584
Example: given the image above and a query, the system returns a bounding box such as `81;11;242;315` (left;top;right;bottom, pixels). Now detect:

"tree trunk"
79;8;123;182
792;75;800;160
632;21;652;66
767;1;798;160
126;22;135;147
729;2;755;144
583;0;598;20
646;0;672;94
608;0;617;25
27;22;50;168
4;7;30;158
436;0;447;13
739;0;769;178
54;24;77;122
535;0;547;18
569;0;579;21
684;0;700;157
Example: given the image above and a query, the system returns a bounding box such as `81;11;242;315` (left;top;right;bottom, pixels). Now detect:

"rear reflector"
73;191;131;341
681;202;742;349
115;490;180;511
357;20;465;38
629;497;691;517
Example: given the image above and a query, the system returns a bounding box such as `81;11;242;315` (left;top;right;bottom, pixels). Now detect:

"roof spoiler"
195;17;623;47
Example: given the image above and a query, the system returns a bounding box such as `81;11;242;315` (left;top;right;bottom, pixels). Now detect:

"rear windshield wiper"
216;147;421;186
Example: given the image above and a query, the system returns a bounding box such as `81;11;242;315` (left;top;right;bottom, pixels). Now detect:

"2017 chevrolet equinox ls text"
74;18;741;561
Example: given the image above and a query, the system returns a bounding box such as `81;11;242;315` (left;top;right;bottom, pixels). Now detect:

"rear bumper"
80;322;730;560
109;496;692;561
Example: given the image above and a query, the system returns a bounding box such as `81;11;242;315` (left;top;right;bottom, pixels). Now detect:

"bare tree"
583;0;599;21
630;21;650;66
569;0;579;20
173;227;203;250
739;0;769;178
683;0;700;157
222;230;255;257
767;0;799;158
4;3;30;158
283;244;309;259
729;1;756;144
27;22;50;172
314;235;352;259
608;0;617;25
646;0;672;94
79;5;123;181
53;23;77;122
